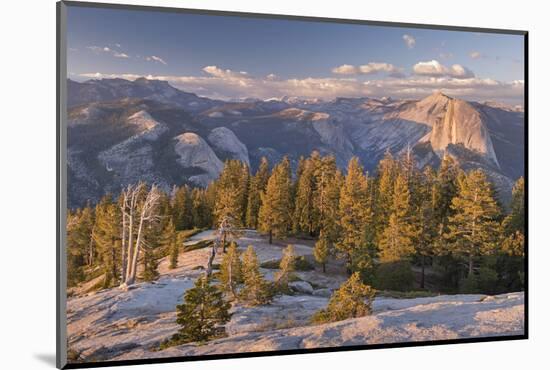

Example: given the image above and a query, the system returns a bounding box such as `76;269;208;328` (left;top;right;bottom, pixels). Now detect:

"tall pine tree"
445;169;501;277
258;157;293;244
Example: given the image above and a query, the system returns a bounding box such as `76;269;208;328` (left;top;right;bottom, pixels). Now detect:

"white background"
0;0;547;368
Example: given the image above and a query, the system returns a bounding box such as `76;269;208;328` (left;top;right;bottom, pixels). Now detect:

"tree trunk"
125;209;134;282
206;244;216;277
127;209;146;285
322;263;326;273
269;229;273;244
111;245;117;285
222;232;227;253
121;207;127;282
420;255;426;289
468;254;474;277
346;254;352;276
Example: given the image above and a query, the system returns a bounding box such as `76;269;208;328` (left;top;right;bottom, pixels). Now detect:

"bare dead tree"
124;184;161;286
215;215;242;253
205;240;218;277
120;189;128;282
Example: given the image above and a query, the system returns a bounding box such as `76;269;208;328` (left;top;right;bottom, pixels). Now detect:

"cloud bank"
79;63;523;104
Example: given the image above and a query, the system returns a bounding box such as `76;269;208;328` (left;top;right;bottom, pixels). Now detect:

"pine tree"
214;160;248;228
412;166;438;288
275;244;296;291
504;177;525;235
435;155;460;224
161;218;178;269
313;233;330;273
445;169;502;277
240;245;273;305
314;155;341;240
141;220;161;282
172;186;192;230
245;157;270;229
258;157;292;243
312;272;375;323
219;241;242;299
92;195;121;287
169;276;231;344
293;154;318;235
374;150;397;240
191;188;210;228
336;157;372;274
66;208;93;287
378;173;415;263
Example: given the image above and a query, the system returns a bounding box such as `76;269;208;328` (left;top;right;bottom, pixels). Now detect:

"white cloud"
359;62;404;77
113;52;129;58
87;45;131;60
146;55;167;65
333;62;404;77
332;64;357;75
78;66;523;104
413;60;474;79
403;34;416;49
470;51;482;59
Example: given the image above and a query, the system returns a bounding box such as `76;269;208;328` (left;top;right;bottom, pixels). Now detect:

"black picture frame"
56;1;529;368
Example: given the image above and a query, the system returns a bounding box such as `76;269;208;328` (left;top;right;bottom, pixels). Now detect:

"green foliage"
67;206;95;287
275;245;296;292
445;169;502;277
374;261;415;291
171;185;192;230
240;246;273;305
335;157;373;274
219;242;242;299
214;160;249;227
160;219;178;269
378;174;415;262
313;235;330;272
92;195;121;287
258;157;293;243
312;272;375;323
246;157;270;228
163;276;231;347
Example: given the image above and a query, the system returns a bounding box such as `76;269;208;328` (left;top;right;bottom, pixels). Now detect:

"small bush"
311;272;376;324
460;267;499;294
260;256;314;271
373;261;415;291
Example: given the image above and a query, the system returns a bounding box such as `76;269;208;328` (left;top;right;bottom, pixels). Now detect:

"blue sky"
67;5;525;103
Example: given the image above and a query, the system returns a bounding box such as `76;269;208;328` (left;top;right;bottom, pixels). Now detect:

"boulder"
289;281;313;295
312;288;332;297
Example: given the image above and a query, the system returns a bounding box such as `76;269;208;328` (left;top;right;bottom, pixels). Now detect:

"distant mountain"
66;78;524;208
67;77;220;112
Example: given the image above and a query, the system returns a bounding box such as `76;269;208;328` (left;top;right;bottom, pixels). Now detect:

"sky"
67;5;525;104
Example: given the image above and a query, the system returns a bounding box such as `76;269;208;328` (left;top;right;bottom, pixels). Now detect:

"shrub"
161;276;231;348
460;267;499;294
373;261;415;291
312;272;375;323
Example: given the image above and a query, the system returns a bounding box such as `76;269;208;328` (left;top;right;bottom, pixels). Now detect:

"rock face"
289;281;314;295
66;230;524;363
424;94;498;167
207;127;250;165
174;133;224;186
66;79;524;208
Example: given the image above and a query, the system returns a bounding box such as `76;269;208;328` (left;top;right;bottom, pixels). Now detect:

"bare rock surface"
67;230;524;363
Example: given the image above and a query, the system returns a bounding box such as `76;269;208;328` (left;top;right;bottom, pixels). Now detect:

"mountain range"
66;78;524;208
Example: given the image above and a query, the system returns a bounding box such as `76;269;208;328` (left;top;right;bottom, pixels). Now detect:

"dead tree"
119;183;161;288
216;215;242;253
205;240;218;277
